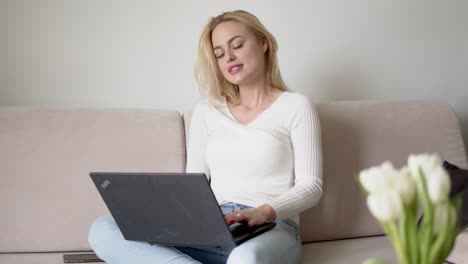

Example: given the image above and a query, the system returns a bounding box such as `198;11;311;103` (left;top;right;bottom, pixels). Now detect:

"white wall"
1;0;468;150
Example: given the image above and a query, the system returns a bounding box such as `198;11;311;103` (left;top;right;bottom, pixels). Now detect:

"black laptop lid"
90;172;236;248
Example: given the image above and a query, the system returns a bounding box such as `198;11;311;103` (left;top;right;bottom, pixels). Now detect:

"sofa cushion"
301;232;468;264
0;108;186;253
299;101;468;242
447;231;468;264
3;234;464;264
301;236;396;264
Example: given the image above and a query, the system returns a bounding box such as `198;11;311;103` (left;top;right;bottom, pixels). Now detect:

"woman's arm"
186;102;210;180
267;95;323;220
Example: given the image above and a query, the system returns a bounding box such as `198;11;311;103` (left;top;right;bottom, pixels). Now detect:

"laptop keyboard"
229;223;268;237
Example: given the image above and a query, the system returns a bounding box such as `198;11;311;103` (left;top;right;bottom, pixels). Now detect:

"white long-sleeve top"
186;91;323;224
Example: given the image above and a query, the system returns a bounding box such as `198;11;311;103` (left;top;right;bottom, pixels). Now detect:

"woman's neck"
236;80;274;109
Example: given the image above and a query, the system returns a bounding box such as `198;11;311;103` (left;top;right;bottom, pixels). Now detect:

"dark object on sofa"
443;160;468;230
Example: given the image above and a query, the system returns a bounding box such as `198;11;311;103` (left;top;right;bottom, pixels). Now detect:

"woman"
88;10;322;264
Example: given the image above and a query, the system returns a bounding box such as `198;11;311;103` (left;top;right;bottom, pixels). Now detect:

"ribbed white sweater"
186;91;323;223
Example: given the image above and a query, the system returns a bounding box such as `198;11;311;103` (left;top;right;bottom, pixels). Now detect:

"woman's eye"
214;51;224;59
233;43;243;49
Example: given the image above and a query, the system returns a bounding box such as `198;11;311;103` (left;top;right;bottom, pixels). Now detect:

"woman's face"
211;21;268;87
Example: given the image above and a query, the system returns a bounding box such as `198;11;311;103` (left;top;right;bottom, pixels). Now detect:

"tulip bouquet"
358;154;462;264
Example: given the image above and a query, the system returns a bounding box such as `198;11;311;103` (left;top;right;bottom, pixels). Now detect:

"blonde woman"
88;10;322;264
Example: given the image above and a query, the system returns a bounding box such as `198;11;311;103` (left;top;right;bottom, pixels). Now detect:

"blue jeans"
88;202;302;264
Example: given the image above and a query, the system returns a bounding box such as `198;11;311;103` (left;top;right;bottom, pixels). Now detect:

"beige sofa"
1;101;467;264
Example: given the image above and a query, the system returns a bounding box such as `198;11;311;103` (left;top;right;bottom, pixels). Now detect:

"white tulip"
407;153;442;181
359;162;397;193
359;162;416;205
393;166;417;205
367;190;404;222
425;167;451;204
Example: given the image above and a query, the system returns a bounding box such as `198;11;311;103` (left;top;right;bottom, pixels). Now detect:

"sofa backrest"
0;108;186;253
1;101;466;252
300;101;467;242
184;100;467;243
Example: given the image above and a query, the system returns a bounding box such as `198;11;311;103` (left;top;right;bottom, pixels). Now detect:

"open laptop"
90;172;276;249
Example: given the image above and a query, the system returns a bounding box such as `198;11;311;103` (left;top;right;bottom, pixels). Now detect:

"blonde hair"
195;10;287;104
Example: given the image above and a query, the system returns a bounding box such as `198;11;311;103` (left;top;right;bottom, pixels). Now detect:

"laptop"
90;172;276;249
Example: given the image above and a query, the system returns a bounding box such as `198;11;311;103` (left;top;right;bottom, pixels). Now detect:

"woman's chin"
227;76;253;87
225;78;242;86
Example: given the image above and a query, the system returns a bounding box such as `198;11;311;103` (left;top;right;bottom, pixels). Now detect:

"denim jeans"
88;202;302;264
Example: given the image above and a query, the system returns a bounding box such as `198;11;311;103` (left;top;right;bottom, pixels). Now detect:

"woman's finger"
234;212;244;222
236;211;254;223
225;212;237;223
225;211;243;224
225;210;257;225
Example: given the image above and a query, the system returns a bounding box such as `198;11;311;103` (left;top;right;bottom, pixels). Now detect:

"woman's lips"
228;64;243;74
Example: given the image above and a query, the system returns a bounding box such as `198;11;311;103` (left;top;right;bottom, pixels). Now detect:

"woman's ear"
262;39;268;53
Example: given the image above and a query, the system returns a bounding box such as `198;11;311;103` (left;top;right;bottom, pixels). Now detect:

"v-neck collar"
223;91;288;126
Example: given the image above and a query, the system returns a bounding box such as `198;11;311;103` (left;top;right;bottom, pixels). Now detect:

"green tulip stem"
399;203;410;264
362;258;394;264
407;197;419;264
383;221;408;264
419;168;434;264
430;202;452;264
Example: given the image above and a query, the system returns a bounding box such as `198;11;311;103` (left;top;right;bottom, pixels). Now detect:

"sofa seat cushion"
301;232;468;264
447;231;468;264
0;251;102;264
301;236;396;264
3;234;465;264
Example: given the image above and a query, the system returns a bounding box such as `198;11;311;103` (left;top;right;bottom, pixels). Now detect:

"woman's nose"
226;49;236;62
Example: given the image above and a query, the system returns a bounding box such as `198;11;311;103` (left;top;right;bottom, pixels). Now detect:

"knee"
88;215;121;258
227;245;265;264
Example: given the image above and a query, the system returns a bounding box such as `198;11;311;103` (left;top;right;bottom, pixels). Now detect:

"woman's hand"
225;204;276;226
